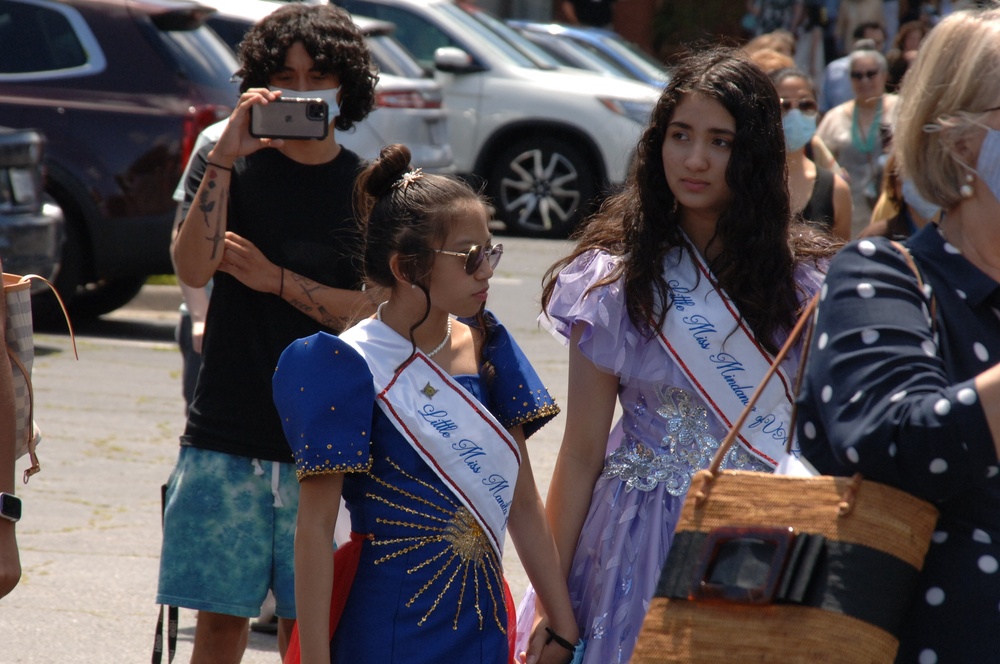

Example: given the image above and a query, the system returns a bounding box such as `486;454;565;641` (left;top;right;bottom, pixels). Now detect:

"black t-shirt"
180;145;365;461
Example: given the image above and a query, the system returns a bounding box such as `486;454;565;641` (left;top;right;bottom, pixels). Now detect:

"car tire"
489;136;597;238
67;276;147;320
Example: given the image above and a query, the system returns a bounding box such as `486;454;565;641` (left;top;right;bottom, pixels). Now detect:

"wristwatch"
0;492;22;523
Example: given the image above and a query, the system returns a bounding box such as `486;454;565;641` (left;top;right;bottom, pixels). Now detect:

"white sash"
340;319;520;558
655;245;796;467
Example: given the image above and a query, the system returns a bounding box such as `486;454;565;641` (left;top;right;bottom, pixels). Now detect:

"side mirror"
433;47;486;74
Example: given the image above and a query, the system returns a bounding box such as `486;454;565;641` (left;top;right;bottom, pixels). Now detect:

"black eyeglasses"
434;243;503;275
779;98;819;117
850;69;880;81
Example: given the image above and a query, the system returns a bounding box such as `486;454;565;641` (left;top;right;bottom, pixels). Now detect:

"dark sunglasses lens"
464;245;483;275
799;101;818;114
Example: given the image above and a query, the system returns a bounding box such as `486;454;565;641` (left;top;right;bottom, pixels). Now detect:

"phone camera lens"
307;103;325;121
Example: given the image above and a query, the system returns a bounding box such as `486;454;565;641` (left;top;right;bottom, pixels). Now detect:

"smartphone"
249;97;329;140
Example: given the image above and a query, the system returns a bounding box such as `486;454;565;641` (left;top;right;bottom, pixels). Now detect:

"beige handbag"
633;261;940;663
4;272;75;483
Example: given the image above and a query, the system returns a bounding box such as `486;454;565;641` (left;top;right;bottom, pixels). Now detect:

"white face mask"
975;126;1000;204
901;178;940;220
269;86;341;124
781;109;817;153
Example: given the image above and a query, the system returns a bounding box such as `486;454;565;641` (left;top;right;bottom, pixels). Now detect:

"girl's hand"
523;615;578;664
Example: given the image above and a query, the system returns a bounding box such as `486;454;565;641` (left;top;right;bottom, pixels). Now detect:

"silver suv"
339;0;658;237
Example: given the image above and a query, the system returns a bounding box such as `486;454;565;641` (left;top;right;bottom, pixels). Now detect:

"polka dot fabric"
796;225;1000;660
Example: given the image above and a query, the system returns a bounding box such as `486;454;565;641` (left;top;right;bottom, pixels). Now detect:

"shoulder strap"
889;240;937;326
706;291;820;476
705;240;937;478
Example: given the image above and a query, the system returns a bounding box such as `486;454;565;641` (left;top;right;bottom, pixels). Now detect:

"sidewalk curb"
127;284;183;313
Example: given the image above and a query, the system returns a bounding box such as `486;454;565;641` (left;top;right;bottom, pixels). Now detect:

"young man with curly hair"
158;5;378;662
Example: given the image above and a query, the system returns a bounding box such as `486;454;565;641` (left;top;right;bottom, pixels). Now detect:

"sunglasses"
850;69;880;81
779;98;819;117
434;243;504;275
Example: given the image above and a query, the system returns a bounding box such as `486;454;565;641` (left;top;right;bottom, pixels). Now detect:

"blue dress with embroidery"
515;249;825;664
274;315;558;664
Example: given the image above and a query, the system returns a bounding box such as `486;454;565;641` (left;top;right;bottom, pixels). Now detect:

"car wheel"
67;276;147;320
489;137;597;238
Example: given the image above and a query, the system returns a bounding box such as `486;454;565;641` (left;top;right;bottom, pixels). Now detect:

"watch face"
1;493;21;522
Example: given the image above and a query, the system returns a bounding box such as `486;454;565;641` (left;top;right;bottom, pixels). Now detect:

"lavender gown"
516;249;825;664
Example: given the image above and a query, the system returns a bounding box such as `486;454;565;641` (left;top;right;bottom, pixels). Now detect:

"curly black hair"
541;47;840;354
236;3;378;131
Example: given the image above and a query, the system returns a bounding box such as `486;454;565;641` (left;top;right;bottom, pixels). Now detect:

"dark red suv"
0;0;238;320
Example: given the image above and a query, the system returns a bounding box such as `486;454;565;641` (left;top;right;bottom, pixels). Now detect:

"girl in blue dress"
273;144;580;664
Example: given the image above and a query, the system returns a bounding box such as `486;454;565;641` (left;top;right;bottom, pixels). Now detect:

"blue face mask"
270;86;341;125
976;126;1000;204
782;109;817;153
901;178;940;220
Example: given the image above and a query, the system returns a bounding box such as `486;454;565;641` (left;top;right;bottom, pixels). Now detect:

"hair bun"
364;144;413;198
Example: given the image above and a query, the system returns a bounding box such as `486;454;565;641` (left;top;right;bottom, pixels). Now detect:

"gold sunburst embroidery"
368;457;506;632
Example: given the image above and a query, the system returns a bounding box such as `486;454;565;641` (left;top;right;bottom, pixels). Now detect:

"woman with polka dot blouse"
796;8;1000;662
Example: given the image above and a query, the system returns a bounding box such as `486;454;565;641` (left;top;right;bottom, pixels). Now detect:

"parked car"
201;0;452;171
0;0;238;321
0;126;63;285
507;21;670;88
338;0;658;237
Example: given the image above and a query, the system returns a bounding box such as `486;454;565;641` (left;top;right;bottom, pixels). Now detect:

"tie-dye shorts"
156;445;299;618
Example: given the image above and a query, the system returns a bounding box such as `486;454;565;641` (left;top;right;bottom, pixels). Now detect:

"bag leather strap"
703;240;935;481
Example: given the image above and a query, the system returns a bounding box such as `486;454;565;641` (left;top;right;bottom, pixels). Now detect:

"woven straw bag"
4;272;75;483
632;286;940;664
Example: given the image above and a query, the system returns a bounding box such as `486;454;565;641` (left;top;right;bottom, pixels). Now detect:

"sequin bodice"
601;382;772;496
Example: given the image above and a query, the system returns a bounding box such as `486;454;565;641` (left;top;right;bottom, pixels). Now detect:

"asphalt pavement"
0;237;578;663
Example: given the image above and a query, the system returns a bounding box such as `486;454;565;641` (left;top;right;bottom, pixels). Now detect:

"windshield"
366;33;426;78
160;26;240;91
455;6;558;69
523;31;626;78
592;34;669;83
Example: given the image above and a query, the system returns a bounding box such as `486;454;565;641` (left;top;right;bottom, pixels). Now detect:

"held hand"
218;232;281;295
211;88;285;164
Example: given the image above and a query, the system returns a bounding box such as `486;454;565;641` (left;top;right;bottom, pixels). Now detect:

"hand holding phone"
249;98;329;140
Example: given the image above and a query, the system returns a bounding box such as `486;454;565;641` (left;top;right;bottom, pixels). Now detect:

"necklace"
376;301;452;358
850;97;883;154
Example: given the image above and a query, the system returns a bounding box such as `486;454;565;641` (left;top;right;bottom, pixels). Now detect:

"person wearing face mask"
159;5;378;663
818;44;900;238
795;8;1000;661
772;68;853;240
862;149;939;238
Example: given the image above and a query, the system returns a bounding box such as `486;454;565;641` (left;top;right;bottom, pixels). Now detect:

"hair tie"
393;168;424;192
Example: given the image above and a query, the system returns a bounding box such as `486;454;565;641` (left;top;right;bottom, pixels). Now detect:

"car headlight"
598;97;655;126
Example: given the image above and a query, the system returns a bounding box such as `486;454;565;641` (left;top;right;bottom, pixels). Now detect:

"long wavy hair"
355;144;498;376
541;47;838;354
237;3;378;132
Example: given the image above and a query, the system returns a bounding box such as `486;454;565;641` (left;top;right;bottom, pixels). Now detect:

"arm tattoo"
286;272;351;332
198;178;227;260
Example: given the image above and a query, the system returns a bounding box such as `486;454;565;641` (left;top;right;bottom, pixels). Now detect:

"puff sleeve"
479;313;560;439
273;332;375;480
